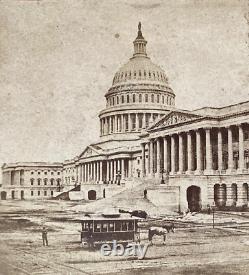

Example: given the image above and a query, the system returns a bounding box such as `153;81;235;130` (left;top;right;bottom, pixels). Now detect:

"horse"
163;222;175;233
119;209;148;219
148;224;175;245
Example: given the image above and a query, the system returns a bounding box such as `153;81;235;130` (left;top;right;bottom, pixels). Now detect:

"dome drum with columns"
99;23;175;138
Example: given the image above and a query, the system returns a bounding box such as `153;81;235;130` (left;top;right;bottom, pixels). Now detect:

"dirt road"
1;200;249;275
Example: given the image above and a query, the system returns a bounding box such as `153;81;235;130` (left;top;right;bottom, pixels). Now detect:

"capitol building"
1;24;249;212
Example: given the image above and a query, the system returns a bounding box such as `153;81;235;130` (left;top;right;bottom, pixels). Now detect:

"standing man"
42;226;48;246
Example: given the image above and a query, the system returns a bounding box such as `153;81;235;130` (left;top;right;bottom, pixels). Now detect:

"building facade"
1;162;63;200
1;23;249;211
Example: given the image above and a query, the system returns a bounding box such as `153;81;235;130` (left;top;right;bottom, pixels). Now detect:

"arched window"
133;94;136;103
157;94;160;103
44;178;48;185
139;94;142;102
121;95;124;103
57;179;61;186
139;70;141;77
127;94;129;103
30;179;34;185
50;178;54;186
134;71;136;77
162;95;164;104
117;96;119;104
112;97;115;105
145;94;148;102
149;71;151;78
37;178;41;186
151;94;154;103
144;71;146;77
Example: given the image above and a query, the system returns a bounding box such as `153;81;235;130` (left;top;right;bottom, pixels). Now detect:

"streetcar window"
102;223;108;232
128;221;133;230
122;222;128;231
94;223;101;232
109;222;114;232
115;221;121;231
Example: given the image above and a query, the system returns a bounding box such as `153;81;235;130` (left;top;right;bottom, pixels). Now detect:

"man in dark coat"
42;226;48;246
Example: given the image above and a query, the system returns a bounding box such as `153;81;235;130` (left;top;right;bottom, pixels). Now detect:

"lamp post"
212;201;215;229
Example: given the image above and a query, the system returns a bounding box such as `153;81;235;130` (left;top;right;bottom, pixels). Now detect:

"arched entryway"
214;184;227;207
231;183;238;206
187;185;201;212
21;190;24;200
88;190;96;200
1;191;7;200
242;183;248;206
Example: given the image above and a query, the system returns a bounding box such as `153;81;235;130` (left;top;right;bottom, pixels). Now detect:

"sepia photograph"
0;0;249;274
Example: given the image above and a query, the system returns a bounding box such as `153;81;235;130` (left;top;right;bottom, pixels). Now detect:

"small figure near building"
42;226;48;246
144;189;147;199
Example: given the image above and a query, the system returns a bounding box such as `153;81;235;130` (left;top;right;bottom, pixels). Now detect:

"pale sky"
0;0;248;170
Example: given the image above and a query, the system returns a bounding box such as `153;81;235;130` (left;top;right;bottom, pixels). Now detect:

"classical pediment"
149;111;202;131
79;145;102;159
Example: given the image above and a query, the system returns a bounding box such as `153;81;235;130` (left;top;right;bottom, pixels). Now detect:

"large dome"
112;56;168;86
99;23;175;140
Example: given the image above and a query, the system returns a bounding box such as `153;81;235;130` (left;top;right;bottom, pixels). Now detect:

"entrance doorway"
21;190;24;200
187;185;201;212
88;190;96;200
1;191;7;200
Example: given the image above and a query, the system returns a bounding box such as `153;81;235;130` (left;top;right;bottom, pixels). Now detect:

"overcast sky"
0;0;248;170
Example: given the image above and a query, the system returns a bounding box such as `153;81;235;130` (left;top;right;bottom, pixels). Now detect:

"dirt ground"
1;200;249;275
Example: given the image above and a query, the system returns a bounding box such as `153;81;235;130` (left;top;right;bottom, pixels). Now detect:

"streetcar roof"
79;213;142;221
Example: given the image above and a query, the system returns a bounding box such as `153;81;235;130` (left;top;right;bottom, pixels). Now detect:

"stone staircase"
72;178;178;215
53;184;80;200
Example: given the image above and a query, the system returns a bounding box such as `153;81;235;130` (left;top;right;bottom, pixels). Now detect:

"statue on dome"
138;22;141;31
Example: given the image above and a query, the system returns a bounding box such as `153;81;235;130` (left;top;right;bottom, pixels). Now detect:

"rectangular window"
31;191;33;196
44;190;47;196
38;191;40;196
157;94;159;103
51;190;53;196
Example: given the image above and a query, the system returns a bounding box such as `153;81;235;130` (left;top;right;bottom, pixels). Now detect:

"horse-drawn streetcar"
79;212;141;248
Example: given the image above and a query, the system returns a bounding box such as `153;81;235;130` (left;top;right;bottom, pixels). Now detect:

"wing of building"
1;23;249;213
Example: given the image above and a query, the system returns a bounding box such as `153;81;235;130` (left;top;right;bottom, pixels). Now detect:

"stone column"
205;128;212;172
114;160;117;182
88;163;91;182
128;113;132;132
171;135;176;174
238;124;245;171
217;129;223;171
227;126;234;171
96;162;99;182
178;134;183;174
142;113;146;129
187;132;193;173
156;139;161;176
136;113;139;131
141;143;146;177
110;160;114;182
117;159;121;172
121;159;125;179
99;161;103;182
106;161;109;182
128;159;132;178
163;137;168;172
149;140;154;175
196;130;201;172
